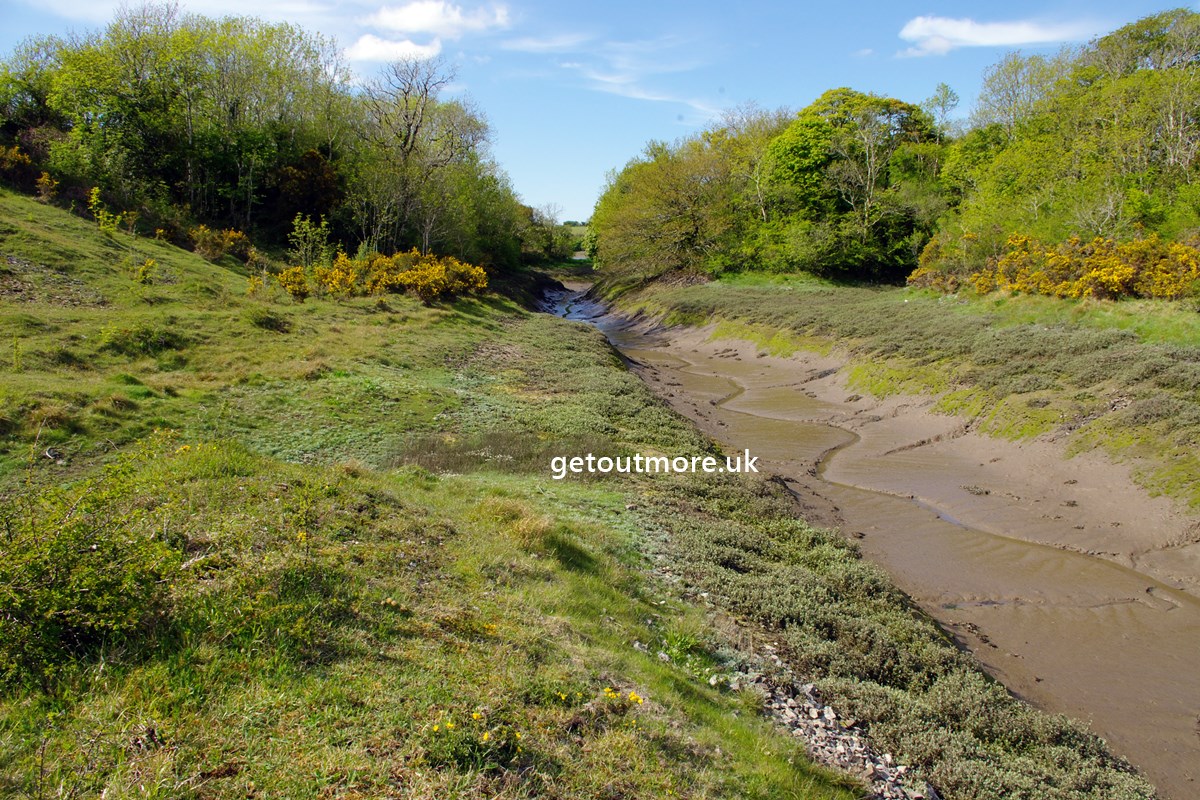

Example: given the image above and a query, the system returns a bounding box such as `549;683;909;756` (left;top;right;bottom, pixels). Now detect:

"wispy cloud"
556;37;720;119
345;33;443;61
363;1;509;39
898;15;1099;56
500;33;591;53
492;28;715;117
589;79;722;119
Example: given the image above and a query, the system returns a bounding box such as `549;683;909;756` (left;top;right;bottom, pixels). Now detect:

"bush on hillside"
0;434;180;689
912;233;1200;300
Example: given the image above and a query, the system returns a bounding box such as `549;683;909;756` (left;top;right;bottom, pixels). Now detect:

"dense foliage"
592;8;1200;297
591;92;942;284
0;3;573;269
924;8;1200;296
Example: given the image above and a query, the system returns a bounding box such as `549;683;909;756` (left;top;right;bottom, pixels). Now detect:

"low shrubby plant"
0;433;179;689
282;248;489;304
912;233;1200;300
189;225;251;262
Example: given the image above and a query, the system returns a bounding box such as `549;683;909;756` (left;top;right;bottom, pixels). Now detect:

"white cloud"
345;33;443;61
364;1;509;39
500;33;590;53
898;15;1098;56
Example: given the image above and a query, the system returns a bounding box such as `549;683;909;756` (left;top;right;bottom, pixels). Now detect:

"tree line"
591;8;1200;299
0;3;577;270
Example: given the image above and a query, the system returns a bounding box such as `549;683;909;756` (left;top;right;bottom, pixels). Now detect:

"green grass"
0;189;1157;799
0;189;860;799
845;359;952;399
710;320;832;358
3;439;862;799
942;290;1200;347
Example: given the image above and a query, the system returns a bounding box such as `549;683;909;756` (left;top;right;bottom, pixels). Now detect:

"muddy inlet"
549;285;1200;800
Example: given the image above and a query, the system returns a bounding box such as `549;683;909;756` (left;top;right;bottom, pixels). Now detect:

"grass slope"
0;190;1154;799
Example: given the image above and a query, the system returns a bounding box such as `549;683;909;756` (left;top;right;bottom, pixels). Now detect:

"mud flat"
549;286;1200;800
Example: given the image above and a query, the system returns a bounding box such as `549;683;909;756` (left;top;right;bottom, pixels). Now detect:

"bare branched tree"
364;56;456;159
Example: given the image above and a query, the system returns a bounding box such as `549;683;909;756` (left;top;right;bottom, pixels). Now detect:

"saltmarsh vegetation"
0;188;1155;798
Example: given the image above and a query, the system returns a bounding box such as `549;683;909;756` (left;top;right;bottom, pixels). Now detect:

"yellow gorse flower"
964;233;1200;301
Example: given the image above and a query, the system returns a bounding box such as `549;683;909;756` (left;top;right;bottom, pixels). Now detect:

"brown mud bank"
547;284;1200;800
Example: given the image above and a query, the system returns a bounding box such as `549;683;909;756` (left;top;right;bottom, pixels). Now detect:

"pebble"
723;665;941;800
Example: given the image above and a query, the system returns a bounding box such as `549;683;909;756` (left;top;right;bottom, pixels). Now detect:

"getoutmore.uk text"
550;450;759;480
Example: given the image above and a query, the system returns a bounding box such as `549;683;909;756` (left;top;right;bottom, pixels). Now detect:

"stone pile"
724;667;941;800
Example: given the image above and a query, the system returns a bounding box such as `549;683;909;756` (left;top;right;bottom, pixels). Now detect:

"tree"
802;88;934;239
709;103;792;224
0;2;528;268
591;137;735;280
922;82;959;142
764;115;835;218
1084;8;1200;76
356;57;491;254
971;49;1074;136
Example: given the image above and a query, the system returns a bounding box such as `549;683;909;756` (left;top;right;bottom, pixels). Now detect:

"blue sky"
1;1;1189;221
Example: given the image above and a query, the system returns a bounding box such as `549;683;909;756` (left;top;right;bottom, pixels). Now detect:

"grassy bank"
0;188;862;798
609;272;1200;509
0;189;1153;799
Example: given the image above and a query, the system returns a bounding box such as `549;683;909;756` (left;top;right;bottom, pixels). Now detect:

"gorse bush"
0;145;36;189
314;252;359;297
276;265;309;301
912;233;1200;300
394;254;488;305
190;225;251;262
285;248;489;304
0;433;180;689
